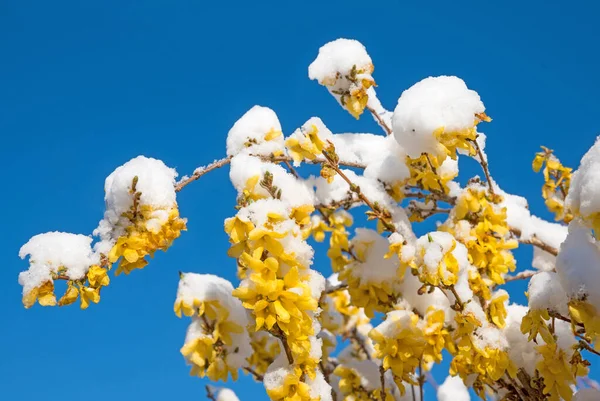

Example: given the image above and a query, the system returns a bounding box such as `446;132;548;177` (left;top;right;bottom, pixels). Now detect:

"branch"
325;283;348;294
504;270;537;283
205;385;217;401
175;155;365;192
243;366;264;381
471;138;496;196
510;228;558;256
366;105;392;136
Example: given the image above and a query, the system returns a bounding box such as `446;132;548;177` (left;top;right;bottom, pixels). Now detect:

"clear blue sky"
1;1;599;400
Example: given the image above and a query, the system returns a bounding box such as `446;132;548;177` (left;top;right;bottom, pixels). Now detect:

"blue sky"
1;1;599;400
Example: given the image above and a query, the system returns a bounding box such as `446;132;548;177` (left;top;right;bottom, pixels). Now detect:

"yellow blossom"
22;280;57;309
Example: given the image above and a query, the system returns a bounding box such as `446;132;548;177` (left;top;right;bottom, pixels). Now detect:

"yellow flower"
569;300;600;348
488;291;509;328
22;280;57;308
369;311;425;394
536;342;582;401
285;124;327;163
58;283;79;306
266;368;317;401
87;265;110;288
422;307;451;364
520;309;554;344
80;285;100;310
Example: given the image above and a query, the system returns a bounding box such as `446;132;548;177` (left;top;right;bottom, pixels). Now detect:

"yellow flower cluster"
449;310;516;399
108;203;186;276
22;264;111;310
319;64;376;119
413;238;459;288
533;147;573;222
443;187;517;285
422;307;452;364
246;332;282;377
225;190;323;391
333;365;394;401
266;366;318;401
369;311;426;395
314;211;354;273
520;299;594;401
569;300;600;349
285;124;327;163
320;288;367;335
405;154;457;195
339;236;402;318
179;303;245;381
536;342;588;401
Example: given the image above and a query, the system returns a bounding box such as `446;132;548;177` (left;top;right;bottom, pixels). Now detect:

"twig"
425;371;438;390
579;338;600;357
511;228;558;256
350;327;372;360
272;327;294;364
366;105;392;136
379;365;386;398
205;385;217;401
548;310;584;328
283;159;300;179
176;157;233;192
418;361;424;401
322;151;396;232
175;155;365;192
471;139;495;196
504;270;538;283
243;366;264;381
447;285;465;311
325;283;348;294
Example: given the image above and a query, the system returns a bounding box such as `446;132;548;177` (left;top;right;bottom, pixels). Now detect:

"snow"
308;38;372;85
566;136;600;217
229;154;315;208
532;248;556;271
217;389;240;401
574;388;600;401
175;273;249;324
392;76;485;158
103;156;177;220
556;220;600;310
527;271;569;314
502;304;539;375
307;369;333;401
226;106;284;157
18;232;99;294
437;376;470;401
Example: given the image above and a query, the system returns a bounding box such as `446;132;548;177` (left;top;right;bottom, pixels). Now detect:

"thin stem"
350;327;372;360
579;338;600;357
471;139;495;196
418;360;424;401
272;327;294;364
243;366;264;381
366;105;392;136
325;283;348;294
448;286;465;311
205;385;217;401
322;151;396;232
379;365;386;399
511;228;558;256
504;270;538;283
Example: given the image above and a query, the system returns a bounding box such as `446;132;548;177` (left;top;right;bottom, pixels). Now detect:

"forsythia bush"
18;38;600;401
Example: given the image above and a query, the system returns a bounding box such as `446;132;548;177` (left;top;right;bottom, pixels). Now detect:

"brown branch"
504;270;538;283
510;228;558;256
272;327;294;364
176;157;233;192
471;138;496;196
322;151;396;232
379;365;386;398
325;283;348;294
205;385;217;401
243;366;264;381
548;310;584;328
579;339;600;357
349;327;372;360
366;105;392;136
175;155;365;192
